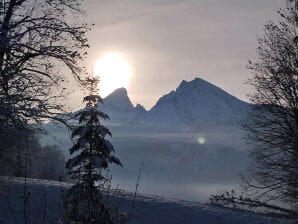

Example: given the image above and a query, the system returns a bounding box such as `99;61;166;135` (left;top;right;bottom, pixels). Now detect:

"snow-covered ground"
0;176;295;224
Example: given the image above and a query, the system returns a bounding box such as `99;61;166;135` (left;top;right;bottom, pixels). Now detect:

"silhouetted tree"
288;0;298;11
210;4;298;217
0;0;88;130
243;5;298;205
0;0;89;174
65;76;122;223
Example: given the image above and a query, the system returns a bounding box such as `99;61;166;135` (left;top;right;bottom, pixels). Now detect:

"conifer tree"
65;76;122;224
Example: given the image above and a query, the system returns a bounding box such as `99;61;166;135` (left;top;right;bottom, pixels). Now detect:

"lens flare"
197;137;206;145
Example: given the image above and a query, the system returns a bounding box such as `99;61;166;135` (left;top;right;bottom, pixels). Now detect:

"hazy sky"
82;0;285;110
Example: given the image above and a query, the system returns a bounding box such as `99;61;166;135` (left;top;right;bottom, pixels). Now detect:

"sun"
93;53;132;97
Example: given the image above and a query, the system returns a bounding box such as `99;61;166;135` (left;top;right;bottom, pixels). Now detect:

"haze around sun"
93;52;132;97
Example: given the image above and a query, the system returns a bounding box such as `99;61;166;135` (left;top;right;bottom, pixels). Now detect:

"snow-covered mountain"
99;87;146;122
42;77;252;202
102;87;135;113
146;78;250;127
100;77;251;128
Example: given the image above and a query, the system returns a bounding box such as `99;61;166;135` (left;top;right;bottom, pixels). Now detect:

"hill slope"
0;177;295;224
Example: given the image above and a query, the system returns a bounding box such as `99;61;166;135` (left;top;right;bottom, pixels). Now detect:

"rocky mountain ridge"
100;77;251;127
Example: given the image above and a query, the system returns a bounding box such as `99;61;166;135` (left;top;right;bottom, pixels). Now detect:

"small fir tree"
65;76;122;224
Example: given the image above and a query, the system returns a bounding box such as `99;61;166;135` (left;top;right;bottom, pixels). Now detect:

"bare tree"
287;0;298;10
210;4;298;217
243;5;298;206
0;0;89;130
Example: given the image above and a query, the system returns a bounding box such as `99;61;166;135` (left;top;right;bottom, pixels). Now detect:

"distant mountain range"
100;77;251;128
43;77;252;201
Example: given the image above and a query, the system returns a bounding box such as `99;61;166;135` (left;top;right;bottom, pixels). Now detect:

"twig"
24;146;29;224
128;160;144;224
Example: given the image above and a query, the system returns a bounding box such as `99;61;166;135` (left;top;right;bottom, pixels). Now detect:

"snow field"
0;177;295;224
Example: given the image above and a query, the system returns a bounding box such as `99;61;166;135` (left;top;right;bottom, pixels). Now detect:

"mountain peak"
177;80;188;89
176;77;218;93
102;88;134;112
178;77;206;86
106;87;128;97
148;77;249;126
